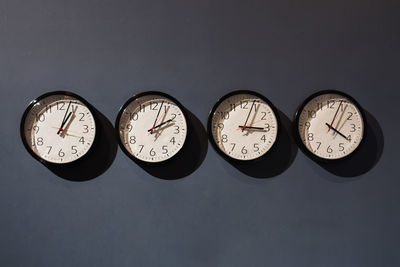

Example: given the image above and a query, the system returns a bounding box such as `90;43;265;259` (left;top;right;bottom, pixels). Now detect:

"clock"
20;91;97;164
295;90;365;161
208;90;279;161
115;91;188;163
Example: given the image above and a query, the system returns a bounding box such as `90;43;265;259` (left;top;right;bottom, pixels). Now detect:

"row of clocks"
21;90;365;168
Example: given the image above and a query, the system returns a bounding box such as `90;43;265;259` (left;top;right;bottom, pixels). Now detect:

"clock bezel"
207;89;281;162
20;91;99;166
293;89;366;162
115;91;189;164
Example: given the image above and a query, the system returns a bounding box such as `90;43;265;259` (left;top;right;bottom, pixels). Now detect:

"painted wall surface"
1;0;399;266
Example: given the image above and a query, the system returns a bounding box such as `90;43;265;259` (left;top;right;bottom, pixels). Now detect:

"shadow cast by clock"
317;110;384;178
136;108;208;180
228;109;298;178
46;107;118;181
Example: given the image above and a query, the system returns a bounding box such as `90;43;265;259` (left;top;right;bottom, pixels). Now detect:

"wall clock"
294;90;365;161
208;90;279;161
115;91;188;163
20;91;97;164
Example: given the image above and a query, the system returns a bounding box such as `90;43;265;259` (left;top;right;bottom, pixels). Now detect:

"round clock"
21;91;97;164
295;90;365;161
115;91;188;163
208;90;279;161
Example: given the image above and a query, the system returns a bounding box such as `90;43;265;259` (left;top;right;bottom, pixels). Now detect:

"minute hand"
241;100;256;132
57;101;72;134
327;100;343;132
325;123;349;141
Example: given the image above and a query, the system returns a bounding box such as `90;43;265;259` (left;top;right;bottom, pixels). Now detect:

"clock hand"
328;100;343;132
325;123;349;141
247;103;260;128
237;118;265;129
63;132;81;138
147;119;173;132
333;103;347;129
59;113;77;138
150;101;164;133
51;127;81;136
238;125;264;130
57;101;72;134
151;105;170;136
60;105;78;138
57;112;72;135
147;114;165;136
242;100;256;132
333;104;350;139
327;100;343;133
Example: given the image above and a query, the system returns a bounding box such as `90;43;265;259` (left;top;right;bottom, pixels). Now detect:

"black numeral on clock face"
261;135;266;142
261;112;266;120
36;137;44;146
150;102;158;110
83;125;89;133
253;143;259;152
170;137;176;145
57;102;65;110
308;110;316;118
174;126;180;134
129;112;138;121
339;143;344;151
347;112;353;120
58;149;65;157
230;143;236;152
79;113;85;121
36;113;45;122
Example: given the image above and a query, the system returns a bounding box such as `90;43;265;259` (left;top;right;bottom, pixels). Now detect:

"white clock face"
117;94;187;163
210;92;278;161
297;92;364;160
22;93;96;164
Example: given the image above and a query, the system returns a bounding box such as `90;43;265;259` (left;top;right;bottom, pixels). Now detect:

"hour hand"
57;112;72;134
147;119;173;133
325;123;350;141
238;125;264;130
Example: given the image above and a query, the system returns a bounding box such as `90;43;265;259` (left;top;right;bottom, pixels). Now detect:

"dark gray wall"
1;0;399;266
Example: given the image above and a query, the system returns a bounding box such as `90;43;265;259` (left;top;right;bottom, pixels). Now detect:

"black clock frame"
207;89;281;163
115;91;189;164
293;89;366;162
20;91;99;166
